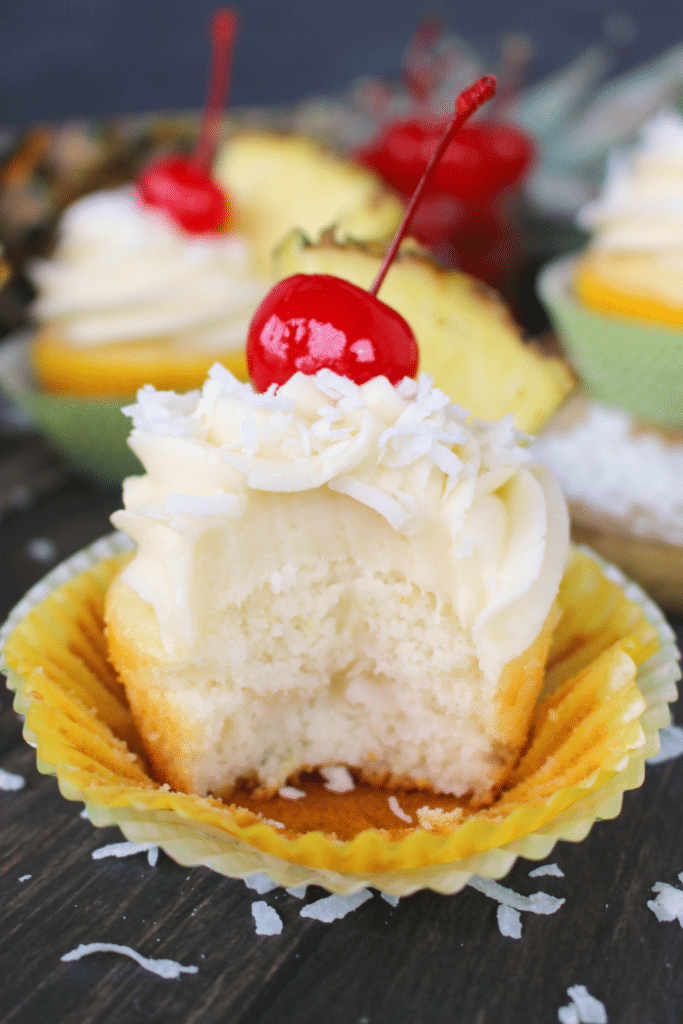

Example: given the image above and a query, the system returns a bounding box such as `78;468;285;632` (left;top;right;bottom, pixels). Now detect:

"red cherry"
247;76;497;392
137;156;229;234
247;274;418;391
357;119;534;204
136;9;237;235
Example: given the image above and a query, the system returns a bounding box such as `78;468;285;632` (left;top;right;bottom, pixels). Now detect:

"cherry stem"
369;75;497;298
192;8;238;172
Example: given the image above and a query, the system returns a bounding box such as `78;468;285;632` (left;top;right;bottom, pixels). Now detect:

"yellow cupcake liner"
1;533;679;895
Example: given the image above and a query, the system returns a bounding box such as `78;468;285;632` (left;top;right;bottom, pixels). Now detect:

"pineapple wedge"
214;133;405;274
274;230;576;434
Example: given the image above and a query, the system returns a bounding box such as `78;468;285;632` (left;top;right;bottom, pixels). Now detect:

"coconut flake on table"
320;766;355;793
0;768;25;791
531;402;683;546
60;943;198;979
251;901;283;936
300;890;373;923
557;985;608;1024
18;874;32;882
243;873;279;895
529;863;565;878
647;873;683;924
468;876;565;915
92;842;159;865
380;892;401;907
647;725;683;764
497;905;523;939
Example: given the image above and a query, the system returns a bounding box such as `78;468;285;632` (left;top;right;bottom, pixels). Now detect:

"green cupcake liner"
0;332;141;486
1;532;679;895
537;255;683;428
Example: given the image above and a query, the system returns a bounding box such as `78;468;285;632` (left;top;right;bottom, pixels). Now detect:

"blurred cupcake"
28;139;403;399
538;111;683;428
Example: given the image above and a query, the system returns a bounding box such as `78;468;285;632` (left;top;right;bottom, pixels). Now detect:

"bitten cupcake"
538;110;683;428
105;365;568;805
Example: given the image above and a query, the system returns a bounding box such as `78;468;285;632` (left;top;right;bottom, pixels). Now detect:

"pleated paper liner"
1;533;680;895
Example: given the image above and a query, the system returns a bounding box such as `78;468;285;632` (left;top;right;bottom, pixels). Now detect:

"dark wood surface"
1;426;683;1024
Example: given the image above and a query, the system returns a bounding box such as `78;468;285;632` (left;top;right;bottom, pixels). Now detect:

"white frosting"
28;188;269;348
577;111;683;263
112;367;569;687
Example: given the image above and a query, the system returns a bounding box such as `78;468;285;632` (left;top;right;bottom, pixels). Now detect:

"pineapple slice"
274;230;576;434
214;133;405;274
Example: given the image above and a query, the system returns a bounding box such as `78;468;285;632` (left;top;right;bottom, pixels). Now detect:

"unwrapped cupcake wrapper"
537;255;683;429
1;532;679;895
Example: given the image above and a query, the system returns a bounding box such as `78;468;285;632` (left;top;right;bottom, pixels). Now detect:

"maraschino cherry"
136;8;237;234
247;76;497;393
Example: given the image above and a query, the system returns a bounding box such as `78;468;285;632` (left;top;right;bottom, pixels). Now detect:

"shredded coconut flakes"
60;943;198;979
388;795;412;823
243;872;278;895
647;725;683;765
648;873;683;924
92;842;159;862
558;985;608;1024
320;765;355;793
468;876;565;915
0;768;25;791
529;863;565;878
497;904;523;938
279;786;306;800
251;901;283;936
300;890;373;922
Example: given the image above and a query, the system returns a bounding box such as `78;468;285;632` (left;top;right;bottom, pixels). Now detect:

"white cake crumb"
243;872;278;895
558;984;608;1023
497;904;523;938
300;890;373;922
60;942;198;979
647;725;683;765
529;863;565;878
18;874;32;882
380;892;401;907
320;766;355;793
388;795;412;823
279;786;307;800
468;876;565;915
251;901;283;936
0;768;25;791
92;842;158;861
285;884;308;899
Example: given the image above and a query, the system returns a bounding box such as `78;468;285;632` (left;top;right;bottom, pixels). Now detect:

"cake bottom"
105;563;560;807
575;252;683;327
30;328;249;396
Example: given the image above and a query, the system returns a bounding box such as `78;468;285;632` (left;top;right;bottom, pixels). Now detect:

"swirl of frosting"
28;188;268;349
112;366;569;686
577;110;683;259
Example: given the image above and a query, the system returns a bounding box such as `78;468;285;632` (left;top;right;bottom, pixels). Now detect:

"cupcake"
1;369;674;892
27;138;403;399
105;365;569;805
538;110;683;428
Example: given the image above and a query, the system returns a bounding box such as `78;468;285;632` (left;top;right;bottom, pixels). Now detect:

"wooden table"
2;426;683;1024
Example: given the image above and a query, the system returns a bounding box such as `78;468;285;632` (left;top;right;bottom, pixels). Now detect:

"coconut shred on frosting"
112;366;568;685
28;188;268;349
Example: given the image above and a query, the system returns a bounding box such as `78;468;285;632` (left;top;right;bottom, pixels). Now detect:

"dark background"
1;0;683;126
